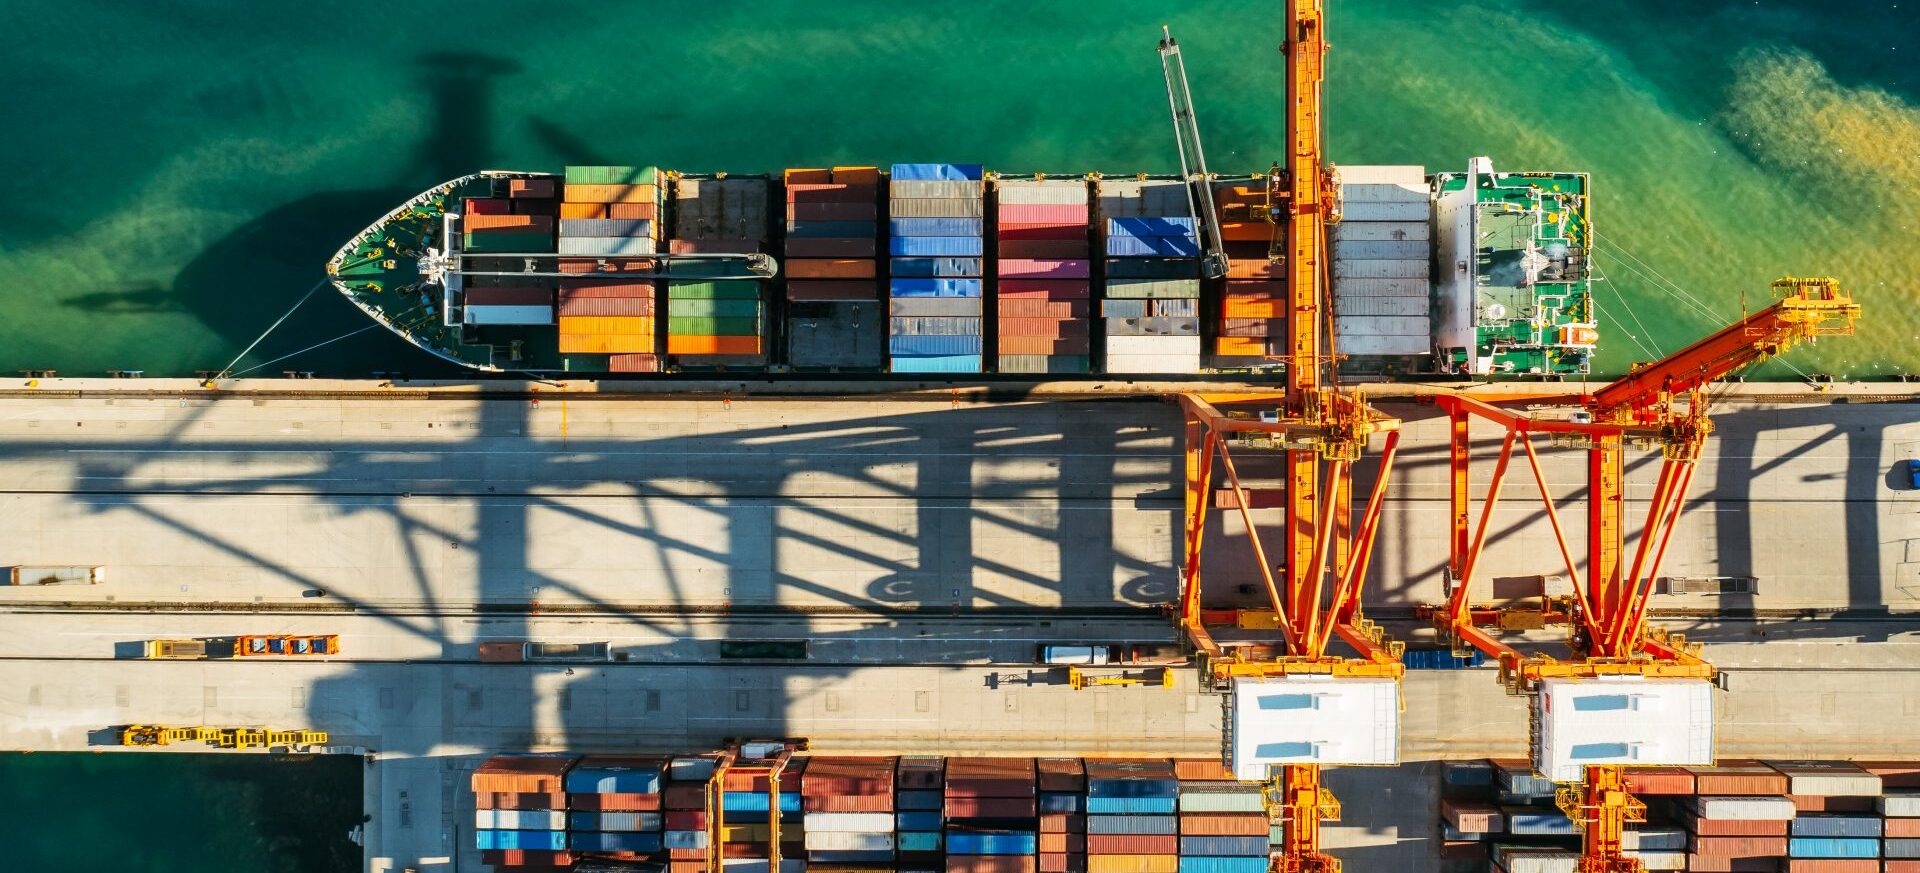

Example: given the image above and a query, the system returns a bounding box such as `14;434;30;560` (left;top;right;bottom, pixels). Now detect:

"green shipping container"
668;281;761;300
665;259;752;278
668;316;760;335
667;298;761;318
564;165;658;185
463;234;551;254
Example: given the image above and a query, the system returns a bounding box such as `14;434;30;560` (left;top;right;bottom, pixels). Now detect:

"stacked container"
994;178;1092;374
1170;759;1266;873
557;167;662;362
667;176;771;367
1097;181;1201;373
1207;180;1283;362
785;167;885;370
460;192;558;329
898;757;949;869
663;756;717;873
715;757;803;867
565;756;665;860
802;756;896;867
1084;759;1179;873
947;757;1040;873
1329;165;1432;359
473;754;575;871
889;163;986;373
1038;758;1089;873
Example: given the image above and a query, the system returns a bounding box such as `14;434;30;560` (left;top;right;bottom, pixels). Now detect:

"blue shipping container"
1038;793;1085;813
890;257;984;277
1178;858;1270;873
899;831;944;852
1788;838;1880;859
897;790;944;810
1444;762;1495;786
897;811;943;831
1106;236;1202;257
721;791;801;813
1792;816;1882;838
1180;836;1271;856
664;829;710;850
1087;777;1180;798
889;354;983;374
1505;810;1576;836
888;217;984;237
889;278;983;297
889;316;982;336
569;831;662;853
891;163;984;181
567;811;663;832
1107;216;1200;238
891;236;984;257
889;335;982;356
1085;814;1177;835
1496;764;1557;796
1887;839;1920;859
1403;649;1489;669
947;831;1038;855
1086;796;1178;815
476;830;568;851
563;766;661;795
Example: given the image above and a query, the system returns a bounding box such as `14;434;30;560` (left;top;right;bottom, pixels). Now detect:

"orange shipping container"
1177;814;1269;836
465;214;553;233
560;202;659;220
1086;855;1177;873
558;316;654;336
668;335;762;356
1086;835;1176;854
1220;221;1273;242
559;333;653;354
785;168;833;184
1172;759;1236;781
1216;337;1280;357
787;258;877;279
1039;833;1087;854
564;183;658;204
1222;297;1286;319
1226;259;1284;279
1889;818;1920;838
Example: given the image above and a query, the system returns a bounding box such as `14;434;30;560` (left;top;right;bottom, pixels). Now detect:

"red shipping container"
804;793;894;812
662;784;707;808
1441;799;1502;832
1000;239;1091;259
508;177;556;199
472;756;575;794
945;777;1037;796
1039;853;1088;873
1890;863;1920;873
669;847;707;860
558;257;657;274
669;862;708;873
786;183;878;203
481;849;574;867
946;796;1039;818
787;280;879;301
1689;817;1791;836
464;214;553;233
1890;819;1920;838
662;810;707;830
1086;834;1177;854
999;299;1090;318
788;201;878;221
1039;813;1087;833
565;792;661;811
723;843;771;859
559;279;654;297
473;790;567;810
1624;767;1696;794
1687;855;1785;873
788;258;877;279
949;857;1038;873
999;258;1091;279
1787;862;1880;873
1691;761;1790;795
669;238;759;254
947;759;1035;775
785;237;876;258
998;204;1090;224
999;222;1087;240
465;198;511;215
1176;814;1268;836
998;316;1083;339
1172;759;1235;781
1792;794;1877;813
1858;761;1920;788
560;296;654;317
999;335;1092;356
1690;836;1788;856
999;280;1091;299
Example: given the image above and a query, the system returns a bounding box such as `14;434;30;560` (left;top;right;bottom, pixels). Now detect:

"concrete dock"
1;383;1916;871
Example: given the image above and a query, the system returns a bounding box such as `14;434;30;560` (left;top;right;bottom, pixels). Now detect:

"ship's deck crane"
1425;277;1859;873
1164;6;1404;872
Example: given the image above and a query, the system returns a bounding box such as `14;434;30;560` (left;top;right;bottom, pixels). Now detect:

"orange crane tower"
1164;5;1402;871
1426;277;1859;873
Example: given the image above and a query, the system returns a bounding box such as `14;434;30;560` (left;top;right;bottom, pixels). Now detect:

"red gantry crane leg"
1425;277;1860;873
1165;5;1403;872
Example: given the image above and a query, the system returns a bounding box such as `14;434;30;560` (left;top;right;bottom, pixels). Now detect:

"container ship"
327;157;1595;377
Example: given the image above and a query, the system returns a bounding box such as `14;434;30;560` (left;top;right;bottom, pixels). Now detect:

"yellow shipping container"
558;333;653;354
719;824;771;842
1087;855;1178;873
557;316;654;336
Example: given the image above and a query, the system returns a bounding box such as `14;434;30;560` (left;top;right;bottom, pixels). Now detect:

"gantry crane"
706;740;803;872
1426;277;1859;873
1164;6;1403;872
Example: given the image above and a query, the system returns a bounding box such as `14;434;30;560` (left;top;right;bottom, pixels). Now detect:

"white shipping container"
1333;259;1430;279
668;756;717;781
1104;354;1202;374
1770;761;1883;797
1625;851;1687;871
1340;182;1429;204
1493;848;1579;873
996;180;1090;205
1340;201;1430;222
1623;828;1689;851
1333;334;1429;356
802;812;895;833
888;180;983;199
1105;335;1202;356
1229;676;1398;778
1335;297;1428;317
1176;792;1267;813
1687;796;1798;820
1332;240;1429;260
1333;277;1430;298
1881;793;1920;816
1331;221;1430;241
464;304;554;326
474;809;566;830
1336;315;1429;336
1096;180;1191;217
1336;164;1427;188
804;830;895;851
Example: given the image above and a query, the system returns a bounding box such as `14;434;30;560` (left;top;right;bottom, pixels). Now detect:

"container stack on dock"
474;755;576;871
1207;179;1284;363
565;757;664;861
1330;165;1432;360
663;756;716;873
888;163;986;373
1171;759;1268;873
785;167;885;370
1097;180;1202;374
1038;758;1089;873
995;178;1093;374
1084;759;1180;873
667;175;770;368
556;166;662;368
802;756;895;867
946;757;1040;873
1437;758;1920;873
898;756;949;868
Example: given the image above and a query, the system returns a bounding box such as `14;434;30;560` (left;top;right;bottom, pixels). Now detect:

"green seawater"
2;0;1913;380
0;752;362;873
